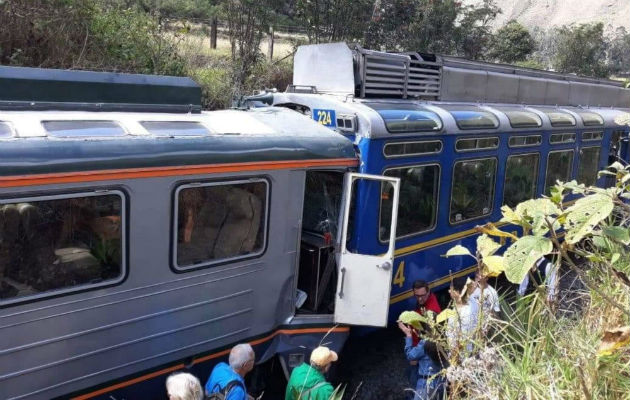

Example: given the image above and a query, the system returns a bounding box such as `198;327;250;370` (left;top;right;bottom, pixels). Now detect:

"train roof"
291;42;630;108
272;91;630;139
0;107;357;176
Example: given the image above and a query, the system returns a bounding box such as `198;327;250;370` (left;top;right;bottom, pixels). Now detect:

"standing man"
285;346;338;400
205;343;255;400
407;280;441;399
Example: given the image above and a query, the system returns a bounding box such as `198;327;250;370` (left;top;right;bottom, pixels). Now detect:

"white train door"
334;173;400;327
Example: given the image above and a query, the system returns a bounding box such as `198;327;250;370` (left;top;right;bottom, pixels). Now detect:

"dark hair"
451;277;467;293
424;341;449;369
412;280;429;291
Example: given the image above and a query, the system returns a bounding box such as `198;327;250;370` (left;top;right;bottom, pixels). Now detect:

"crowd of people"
165;264;553;400
164;343;339;400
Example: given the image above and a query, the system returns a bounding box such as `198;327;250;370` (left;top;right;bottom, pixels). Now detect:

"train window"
545;150;574;194
508;135;542;147
174;179;268;270
577;147;601;186
578;112;604;127
42;120;127;137
503;153;539;208
543;110;576;127
380;164;439;241
140;121;209;136
302;171;344;238
455;137;499;152
0;121;13;137
582;131;603;141
502;110;543;128
442;106;499;130
368;103;442;133
450;158;497;223
549;133;576;144
0;191;124;304
383;140;443;158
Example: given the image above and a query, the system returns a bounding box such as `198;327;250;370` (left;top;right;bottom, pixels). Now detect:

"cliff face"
462;0;630;34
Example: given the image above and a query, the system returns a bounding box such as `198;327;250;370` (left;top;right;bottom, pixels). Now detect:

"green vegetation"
443;159;630;399
1;1;628;108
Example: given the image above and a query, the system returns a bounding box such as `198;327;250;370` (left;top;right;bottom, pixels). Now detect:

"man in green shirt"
285;346;338;400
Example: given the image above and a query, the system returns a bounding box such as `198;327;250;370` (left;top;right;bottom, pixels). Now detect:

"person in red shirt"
406;280;441;399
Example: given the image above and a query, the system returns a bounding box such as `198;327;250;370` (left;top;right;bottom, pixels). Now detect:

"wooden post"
267;26;274;60
210;17;218;50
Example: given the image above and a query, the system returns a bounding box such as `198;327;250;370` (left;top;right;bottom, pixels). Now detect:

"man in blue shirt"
205;343;255;400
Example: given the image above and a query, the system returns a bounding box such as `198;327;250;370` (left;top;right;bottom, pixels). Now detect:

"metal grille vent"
355;45;442;100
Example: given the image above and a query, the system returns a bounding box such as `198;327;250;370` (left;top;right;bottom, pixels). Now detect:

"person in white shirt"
470;271;500;316
445;277;475;356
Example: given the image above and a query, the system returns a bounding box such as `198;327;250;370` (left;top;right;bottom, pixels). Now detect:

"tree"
553;22;610;78
489;20;535;63
220;0;280;97
455;0;501;60
296;0;373;44
608;27;630;75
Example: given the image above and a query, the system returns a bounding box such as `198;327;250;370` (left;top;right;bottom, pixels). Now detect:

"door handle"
377;261;392;270
338;267;346;298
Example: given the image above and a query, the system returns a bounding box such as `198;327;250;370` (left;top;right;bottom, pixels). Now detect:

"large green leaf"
477;234;500;258
444;245;474;258
602;226;630;245
504;236;553;284
564;194;614;244
515;198;561;218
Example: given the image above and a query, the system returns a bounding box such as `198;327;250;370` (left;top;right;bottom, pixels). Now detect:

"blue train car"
269;42;630;321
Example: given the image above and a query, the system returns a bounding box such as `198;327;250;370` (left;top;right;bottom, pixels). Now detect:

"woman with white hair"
165;372;203;400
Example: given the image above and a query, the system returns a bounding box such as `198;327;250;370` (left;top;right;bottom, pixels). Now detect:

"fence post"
268;26;274;60
210;17;218;49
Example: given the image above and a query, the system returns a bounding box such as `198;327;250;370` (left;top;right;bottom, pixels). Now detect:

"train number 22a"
313;109;336;127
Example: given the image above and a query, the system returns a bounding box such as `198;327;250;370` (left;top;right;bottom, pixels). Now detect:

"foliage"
296;0;373;44
0;0;185;75
553;22;610;78
220;0;281;97
488;20;535;63
442;163;630;399
363;0;500;59
608;27;630;75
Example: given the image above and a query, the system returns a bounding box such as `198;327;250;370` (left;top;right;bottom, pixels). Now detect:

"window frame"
455;137;500;152
367;103;444;133
502;152;540;208
382;140;443;158
0;189;127;307
501;110;543;129
549;132;576;144
378;163;441;243
581;131;603;142
544;149;575;193
172;178;270;272
449;157;498;225
140;121;210;137
42;120;128;138
508;135;542;148
577;146;602;186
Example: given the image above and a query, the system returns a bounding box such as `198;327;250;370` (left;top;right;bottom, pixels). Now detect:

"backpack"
206;379;244;400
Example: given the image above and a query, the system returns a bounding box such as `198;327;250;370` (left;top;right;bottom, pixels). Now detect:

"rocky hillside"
463;0;629;34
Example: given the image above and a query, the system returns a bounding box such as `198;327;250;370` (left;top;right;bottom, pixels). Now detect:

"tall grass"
447;272;630;400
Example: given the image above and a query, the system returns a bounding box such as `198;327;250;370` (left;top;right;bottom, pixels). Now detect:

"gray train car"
0;66;401;399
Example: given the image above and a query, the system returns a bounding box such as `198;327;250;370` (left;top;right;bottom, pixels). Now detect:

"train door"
295;171;399;327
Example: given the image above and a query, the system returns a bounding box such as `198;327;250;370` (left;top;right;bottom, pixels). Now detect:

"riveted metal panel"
486;72;519;103
569;82;594;106
441;67;487;102
544;80;570;105
517;76;547;105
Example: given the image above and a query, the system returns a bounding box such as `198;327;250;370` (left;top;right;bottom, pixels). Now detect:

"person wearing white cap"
285;346;338;400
